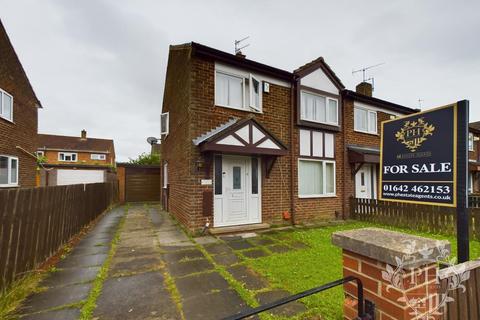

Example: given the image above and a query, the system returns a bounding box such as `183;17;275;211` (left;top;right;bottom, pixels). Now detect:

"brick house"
0;19;42;188
160;42;418;233
468;121;480;193
37;130;116;186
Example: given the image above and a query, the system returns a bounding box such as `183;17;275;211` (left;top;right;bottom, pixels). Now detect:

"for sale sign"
380;103;459;207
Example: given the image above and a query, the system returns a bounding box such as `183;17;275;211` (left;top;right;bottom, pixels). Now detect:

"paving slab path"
17;206;126;320
16;204;311;319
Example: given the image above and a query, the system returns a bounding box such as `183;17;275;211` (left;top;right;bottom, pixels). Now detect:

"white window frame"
469;133;474;151
0;88;14;122
161;112;169;136
469;172;473;194
91;154;106;160
298;158;336;198
58;152;78;162
36;151;45;157
354;106;378;135
300;90;338;126
214;69;263;113
0;155;19;187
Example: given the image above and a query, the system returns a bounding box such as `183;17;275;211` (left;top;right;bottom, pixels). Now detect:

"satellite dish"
147;137;159;145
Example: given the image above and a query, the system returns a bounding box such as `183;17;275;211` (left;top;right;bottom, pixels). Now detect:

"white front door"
214;155;261;227
355;164;376;199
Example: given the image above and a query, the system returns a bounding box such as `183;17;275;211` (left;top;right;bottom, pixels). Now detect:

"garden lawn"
246;221;480;320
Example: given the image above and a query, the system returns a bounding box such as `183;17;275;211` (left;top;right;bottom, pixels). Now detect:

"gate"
222;276;375;320
117;163;160;202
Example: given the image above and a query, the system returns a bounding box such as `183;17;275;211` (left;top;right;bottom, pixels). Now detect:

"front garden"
243;221;480;319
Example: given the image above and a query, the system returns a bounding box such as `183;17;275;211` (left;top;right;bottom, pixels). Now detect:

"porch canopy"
193;117;288;177
347;145;380;164
193;117;287;155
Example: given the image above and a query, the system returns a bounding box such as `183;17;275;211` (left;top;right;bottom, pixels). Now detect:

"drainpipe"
290;76;298;226
341;93;347;219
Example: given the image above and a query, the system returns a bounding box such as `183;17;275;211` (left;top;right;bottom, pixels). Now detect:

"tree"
128;152;160;165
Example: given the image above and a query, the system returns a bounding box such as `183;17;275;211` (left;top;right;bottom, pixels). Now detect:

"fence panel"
439;260;480;319
350;197;480;240
0;182;118;290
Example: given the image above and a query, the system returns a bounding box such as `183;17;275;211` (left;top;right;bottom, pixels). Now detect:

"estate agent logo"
395;118;435;152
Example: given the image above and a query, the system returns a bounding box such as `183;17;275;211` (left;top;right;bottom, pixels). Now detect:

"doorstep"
209;223;271;235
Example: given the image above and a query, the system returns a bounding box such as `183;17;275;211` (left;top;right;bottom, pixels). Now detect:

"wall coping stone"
332;228;450;269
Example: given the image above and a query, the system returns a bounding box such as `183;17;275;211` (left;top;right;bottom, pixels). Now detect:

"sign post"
379;100;469;262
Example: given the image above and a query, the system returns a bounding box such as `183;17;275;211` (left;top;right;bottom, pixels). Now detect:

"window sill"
215;104;263;114
0;184;19;188
354;129;378;136
0;115;14;124
298;194;337;199
299;118;338;127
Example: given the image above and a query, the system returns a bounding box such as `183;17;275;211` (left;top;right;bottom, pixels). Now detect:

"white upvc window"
298;159;335;197
0;155;19;187
58;152;77;162
215;70;262;112
36;151;45;157
161;112;169;136
300;91;338;126
354;106;377;134
91;154;106;160
469;133;474;151
0;88;13;122
299;129;334;158
469;172;473;193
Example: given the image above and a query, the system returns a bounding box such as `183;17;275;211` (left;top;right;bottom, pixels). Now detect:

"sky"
1;0;479;161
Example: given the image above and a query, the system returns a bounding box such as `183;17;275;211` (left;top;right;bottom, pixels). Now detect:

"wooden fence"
0;182;118;290
439;259;480;319
350;197;480;241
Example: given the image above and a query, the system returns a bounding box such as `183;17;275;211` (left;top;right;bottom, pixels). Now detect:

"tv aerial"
235;36;250;55
352;62;385;92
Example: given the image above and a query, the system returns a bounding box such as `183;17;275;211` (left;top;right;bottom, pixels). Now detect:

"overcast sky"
1;0;479;161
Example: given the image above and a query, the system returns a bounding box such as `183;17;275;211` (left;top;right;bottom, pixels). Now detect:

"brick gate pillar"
332;228;449;320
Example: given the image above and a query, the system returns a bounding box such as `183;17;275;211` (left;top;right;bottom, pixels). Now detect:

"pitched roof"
38;133;115;153
342;89;419;115
0;19;42;108
470;121;480;132
294;57;345;89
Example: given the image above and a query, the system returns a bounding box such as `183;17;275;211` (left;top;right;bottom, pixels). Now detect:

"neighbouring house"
37;130;116;186
159;42;419;233
468;121;480;194
0;19;42;188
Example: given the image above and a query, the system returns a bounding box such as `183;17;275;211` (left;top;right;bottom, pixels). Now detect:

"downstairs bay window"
0;155;18;187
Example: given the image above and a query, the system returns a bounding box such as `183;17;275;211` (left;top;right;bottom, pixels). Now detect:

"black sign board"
380;100;469;262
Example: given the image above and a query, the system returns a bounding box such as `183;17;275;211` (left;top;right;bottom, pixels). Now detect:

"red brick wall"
160;45;195;229
342;97;398;214
161;46;293;232
0;23;39;188
188;56;292;230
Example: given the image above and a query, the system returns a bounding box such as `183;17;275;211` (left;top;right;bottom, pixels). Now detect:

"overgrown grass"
0;272;46;320
246;221;480;320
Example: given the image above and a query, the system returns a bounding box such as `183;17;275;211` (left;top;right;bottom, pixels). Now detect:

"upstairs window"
58;152;77;162
215;69;262;112
0;88;13;122
469;133;474;151
0;155;18;187
300;91;338;126
91;154;106;160
354;107;377;134
161;112;169;136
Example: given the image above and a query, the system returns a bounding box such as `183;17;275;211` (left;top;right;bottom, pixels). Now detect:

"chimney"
356;82;373;97
81;129;87;140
